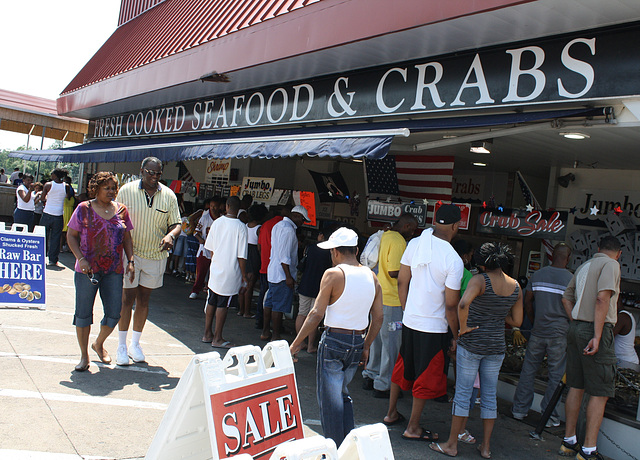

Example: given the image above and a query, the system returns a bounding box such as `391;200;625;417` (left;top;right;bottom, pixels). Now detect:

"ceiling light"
470;140;492;154
560;132;590;140
472;162;487;167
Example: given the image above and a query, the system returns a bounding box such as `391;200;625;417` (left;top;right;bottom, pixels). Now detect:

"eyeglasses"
87;272;99;285
143;168;163;177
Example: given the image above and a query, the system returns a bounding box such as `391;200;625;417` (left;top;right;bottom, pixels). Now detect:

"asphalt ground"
0;252;571;459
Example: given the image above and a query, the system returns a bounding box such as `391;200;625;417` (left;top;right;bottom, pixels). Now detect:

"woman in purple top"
67;172;135;372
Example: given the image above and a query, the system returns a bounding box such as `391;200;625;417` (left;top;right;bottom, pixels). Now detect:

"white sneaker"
545;419;561;428
116;345;130;366
128;343;146;363
189;292;198;299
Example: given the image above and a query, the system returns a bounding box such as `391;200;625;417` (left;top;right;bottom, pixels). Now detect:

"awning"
8;128;406;163
8;106;607;163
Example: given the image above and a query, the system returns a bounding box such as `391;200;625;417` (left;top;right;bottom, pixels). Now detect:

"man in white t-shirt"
383;204;463;444
9;167;20;184
202;195;248;348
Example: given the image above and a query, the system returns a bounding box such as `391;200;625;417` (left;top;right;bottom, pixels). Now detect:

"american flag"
516;170;555;261
366;154;453;203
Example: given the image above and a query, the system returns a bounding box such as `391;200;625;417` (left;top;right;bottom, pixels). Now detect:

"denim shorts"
172;235;188;257
452;345;505;419
73;271;123;328
264;281;293;313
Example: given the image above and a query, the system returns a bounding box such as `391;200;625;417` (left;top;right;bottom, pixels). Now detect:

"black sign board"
367;200;428;227
89;25;640;140
476;209;568;239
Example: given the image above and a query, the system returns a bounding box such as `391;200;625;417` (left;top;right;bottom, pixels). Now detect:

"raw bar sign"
477;209;567;239
367;200;428;227
211;373;303;459
0;225;46;306
90;25;640;139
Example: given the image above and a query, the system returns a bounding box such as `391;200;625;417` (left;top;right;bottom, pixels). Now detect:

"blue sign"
0;224;46;307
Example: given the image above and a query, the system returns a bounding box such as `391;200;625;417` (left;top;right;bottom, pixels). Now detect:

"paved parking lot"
0;252;567;459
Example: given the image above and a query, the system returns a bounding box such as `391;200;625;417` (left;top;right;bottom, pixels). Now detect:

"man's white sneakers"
116;345;130;366
128;343;146;363
189;292;198;299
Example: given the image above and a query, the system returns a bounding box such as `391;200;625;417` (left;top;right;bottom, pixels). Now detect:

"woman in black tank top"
430;243;523;459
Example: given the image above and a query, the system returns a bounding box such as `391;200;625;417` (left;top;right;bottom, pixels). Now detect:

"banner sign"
367;200;428;227
476;209;568;239
293;191;317;227
89;25;640;140
240;177;275;202
0;224;46;307
433;202;472;230
205;159;232;182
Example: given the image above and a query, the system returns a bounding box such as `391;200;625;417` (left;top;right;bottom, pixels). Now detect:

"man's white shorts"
124;255;167;289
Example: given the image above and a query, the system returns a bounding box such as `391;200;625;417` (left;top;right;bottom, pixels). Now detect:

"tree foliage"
0;142;80;184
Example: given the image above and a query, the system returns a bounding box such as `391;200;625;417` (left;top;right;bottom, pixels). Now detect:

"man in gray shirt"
512;243;572;426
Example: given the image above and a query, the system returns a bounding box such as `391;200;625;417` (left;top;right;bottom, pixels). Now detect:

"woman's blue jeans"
316;330;364;446
73;271;123;328
453;345;505;419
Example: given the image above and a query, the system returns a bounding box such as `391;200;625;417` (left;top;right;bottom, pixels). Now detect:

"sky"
0;0;122;150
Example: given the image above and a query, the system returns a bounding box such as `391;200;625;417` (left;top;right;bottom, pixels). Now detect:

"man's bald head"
551;243;572;268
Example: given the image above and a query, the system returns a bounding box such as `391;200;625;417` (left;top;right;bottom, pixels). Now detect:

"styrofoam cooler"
337;424;394;460
269;436;338;460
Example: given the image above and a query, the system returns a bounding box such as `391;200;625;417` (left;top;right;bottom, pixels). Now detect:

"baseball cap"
318;227;358;249
435;204;461;224
290;205;310;222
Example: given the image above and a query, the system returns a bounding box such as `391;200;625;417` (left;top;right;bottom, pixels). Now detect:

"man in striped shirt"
511;243;572;427
115;157;181;366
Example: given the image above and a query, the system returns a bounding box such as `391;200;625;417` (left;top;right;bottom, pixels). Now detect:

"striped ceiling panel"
63;0;322;95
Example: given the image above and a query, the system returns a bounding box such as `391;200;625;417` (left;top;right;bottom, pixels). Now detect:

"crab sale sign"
211;373;303;458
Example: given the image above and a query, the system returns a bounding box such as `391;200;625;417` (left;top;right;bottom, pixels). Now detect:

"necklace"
93;200;112;214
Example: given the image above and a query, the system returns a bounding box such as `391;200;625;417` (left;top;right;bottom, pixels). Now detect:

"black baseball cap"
435;204;461;224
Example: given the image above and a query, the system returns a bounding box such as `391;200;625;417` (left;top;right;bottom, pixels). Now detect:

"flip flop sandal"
382;412;406;427
429;442;456;457
401;429;438;442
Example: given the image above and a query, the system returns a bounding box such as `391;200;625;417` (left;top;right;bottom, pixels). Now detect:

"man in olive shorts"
559;236;621;460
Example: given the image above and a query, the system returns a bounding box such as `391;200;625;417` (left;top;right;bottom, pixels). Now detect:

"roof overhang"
57;0;640;120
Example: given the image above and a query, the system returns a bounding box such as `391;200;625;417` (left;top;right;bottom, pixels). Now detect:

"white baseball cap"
291;205;310;222
318;227;358;249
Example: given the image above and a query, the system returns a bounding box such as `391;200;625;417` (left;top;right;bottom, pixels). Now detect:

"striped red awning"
62;0;321;95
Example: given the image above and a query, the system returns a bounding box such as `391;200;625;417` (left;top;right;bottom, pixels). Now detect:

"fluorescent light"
560;132;590;140
470;140;492;154
472;162;487;167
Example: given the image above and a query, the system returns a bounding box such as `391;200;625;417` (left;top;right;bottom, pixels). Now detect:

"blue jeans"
363;305;403;391
40;212;63;264
453;345;504;419
13;209;34;227
73;271;123;328
512;334;567;422
317;330;364;446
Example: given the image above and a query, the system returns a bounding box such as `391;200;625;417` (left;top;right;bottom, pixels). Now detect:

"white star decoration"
423;199;429;206
525;204;534;212
590;205;599;215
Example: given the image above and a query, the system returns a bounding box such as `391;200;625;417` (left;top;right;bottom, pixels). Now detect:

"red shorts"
391;325;450;399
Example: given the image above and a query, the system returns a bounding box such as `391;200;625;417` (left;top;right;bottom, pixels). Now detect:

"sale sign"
476;209;567;239
432;202;471;230
210;373;303;459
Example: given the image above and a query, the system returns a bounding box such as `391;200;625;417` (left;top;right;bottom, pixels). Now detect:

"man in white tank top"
290;227;383;446
40;168;73;266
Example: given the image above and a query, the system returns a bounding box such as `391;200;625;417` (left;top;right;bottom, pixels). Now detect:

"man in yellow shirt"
363;213;418;398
